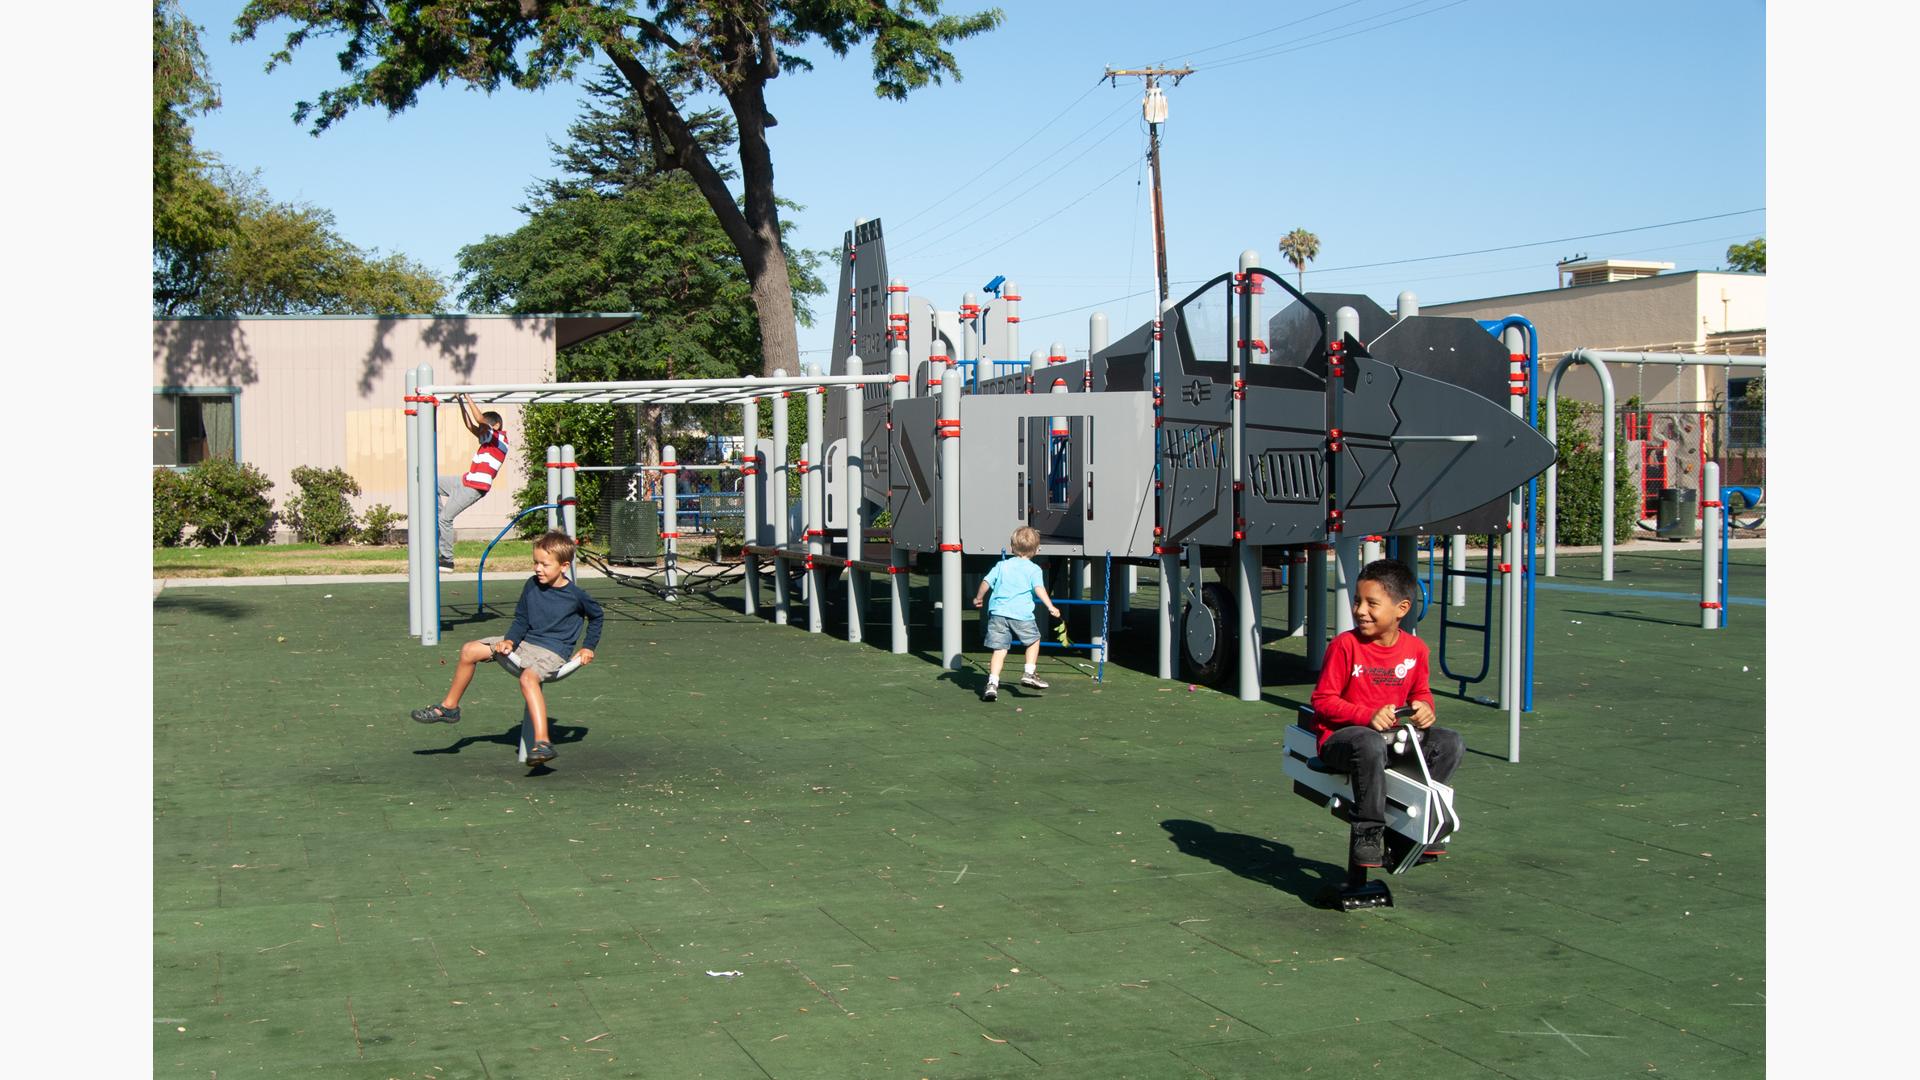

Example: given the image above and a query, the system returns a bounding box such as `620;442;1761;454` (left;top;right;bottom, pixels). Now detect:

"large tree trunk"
607;48;798;380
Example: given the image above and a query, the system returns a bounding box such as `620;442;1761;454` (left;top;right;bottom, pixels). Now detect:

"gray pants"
436;476;486;561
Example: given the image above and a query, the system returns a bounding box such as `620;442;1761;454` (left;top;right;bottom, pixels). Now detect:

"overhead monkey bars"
405;369;902;646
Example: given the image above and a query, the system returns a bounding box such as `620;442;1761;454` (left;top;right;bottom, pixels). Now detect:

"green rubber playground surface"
154;547;1764;1078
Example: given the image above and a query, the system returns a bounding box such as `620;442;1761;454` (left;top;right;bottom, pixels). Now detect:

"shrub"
183;458;275;546
153;468;191;547
1538;398;1638;546
357;503;406;545
283;466;364;544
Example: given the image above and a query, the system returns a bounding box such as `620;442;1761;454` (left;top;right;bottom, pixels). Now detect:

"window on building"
153;391;237;466
1726;377;1764;451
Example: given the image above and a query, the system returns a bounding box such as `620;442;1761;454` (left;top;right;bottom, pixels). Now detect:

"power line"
881;79;1106;235
1017;210;1766;323
1207;0;1477;71
1152;0;1371;66
1306;208;1765;274
905;154;1148;286
892;110;1140;261
890;99;1137;255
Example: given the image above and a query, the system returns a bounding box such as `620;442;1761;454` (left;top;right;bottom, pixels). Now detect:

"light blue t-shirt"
984;556;1046;619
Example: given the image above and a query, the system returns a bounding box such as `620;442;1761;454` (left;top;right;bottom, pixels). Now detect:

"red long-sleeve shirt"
1307;630;1434;750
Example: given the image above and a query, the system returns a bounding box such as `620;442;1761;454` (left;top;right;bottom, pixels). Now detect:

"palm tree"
1277;228;1321;290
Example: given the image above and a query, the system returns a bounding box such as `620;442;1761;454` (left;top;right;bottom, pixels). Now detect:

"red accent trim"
1153;545;1174;555
804;555;816;569
1153;526;1163;537
661;531;680;539
1499;563;1511;572
1510;353;1527;363
804;529;824;538
938;543;963;552
1233;531;1245;540
559;499;578;507
1004;293;1022;301
1006;316;1021;324
1701;601;1722;609
887;284;909;292
404;409;416;416
555;461;577;468
929;354;950;363
1702;500;1723;508
893;373;910;382
887;565;903;575
658;464;679;473
1232;482;1244;492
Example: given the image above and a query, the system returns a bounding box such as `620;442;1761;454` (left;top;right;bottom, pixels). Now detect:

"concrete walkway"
152;536;1762;595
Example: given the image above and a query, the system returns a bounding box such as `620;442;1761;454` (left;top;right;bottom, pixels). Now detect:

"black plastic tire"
1182;582;1237;687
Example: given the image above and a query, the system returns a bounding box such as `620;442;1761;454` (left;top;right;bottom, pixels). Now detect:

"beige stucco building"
153;314;631;542
1421;262;1766;410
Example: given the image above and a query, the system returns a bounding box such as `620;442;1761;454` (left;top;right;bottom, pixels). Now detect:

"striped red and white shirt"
463;427;510;493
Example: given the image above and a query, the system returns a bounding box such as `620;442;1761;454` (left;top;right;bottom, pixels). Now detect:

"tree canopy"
235;0;1003;375
153;1;446;316
1725;236;1765;273
1277;227;1321;290
456;68;823;385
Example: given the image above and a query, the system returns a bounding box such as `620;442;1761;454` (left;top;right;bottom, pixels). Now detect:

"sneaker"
411;703;460;724
525;740;556;765
1019;673;1050;690
982;682;999;702
1350;826;1385;868
437;557;456;570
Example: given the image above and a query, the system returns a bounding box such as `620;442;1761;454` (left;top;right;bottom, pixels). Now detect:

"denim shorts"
982;614;1041;650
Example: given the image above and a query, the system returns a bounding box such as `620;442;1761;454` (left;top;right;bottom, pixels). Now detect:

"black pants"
1317;725;1463;831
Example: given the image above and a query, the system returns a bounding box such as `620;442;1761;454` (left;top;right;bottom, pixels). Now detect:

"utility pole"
1105;66;1192;306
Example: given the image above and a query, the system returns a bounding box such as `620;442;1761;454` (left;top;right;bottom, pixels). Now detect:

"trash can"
1656;487;1698;539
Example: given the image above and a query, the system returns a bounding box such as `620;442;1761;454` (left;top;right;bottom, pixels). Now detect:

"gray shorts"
982;614;1041;650
480;636;568;680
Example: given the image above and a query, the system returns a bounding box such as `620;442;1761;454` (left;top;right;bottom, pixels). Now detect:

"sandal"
411;703;461;724
525;740;556;765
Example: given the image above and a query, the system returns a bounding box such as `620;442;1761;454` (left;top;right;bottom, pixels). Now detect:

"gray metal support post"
1286;549;1306;635
939;360;963;670
1154;298;1179;680
662;444;679;600
843;382;865;644
1702;461;1723;630
888;297;911;654
560;443;577;540
1234;248;1262;702
742;392;759;615
771;371;791;625
805;381;824;634
546;445;560;532
1331;308;1361;637
1501;325;1526;722
1450;537;1467;606
1005;281;1020;371
405;368;421;637
1306;544;1328;671
1545;352;1618;580
1395;291;1419;319
418;364;440;647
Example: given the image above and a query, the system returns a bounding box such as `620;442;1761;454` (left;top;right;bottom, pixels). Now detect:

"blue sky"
180;0;1765;362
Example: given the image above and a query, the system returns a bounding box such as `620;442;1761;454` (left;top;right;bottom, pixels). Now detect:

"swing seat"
495;652;585;763
1282;707;1461;907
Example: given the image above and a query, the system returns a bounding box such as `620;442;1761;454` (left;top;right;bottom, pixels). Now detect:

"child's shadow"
1159;819;1344;907
413;721;591;757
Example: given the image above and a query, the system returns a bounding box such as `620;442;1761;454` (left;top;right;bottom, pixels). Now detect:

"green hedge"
1539;398;1639;546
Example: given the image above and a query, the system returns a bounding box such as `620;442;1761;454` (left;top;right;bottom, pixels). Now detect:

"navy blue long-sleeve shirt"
505;576;604;656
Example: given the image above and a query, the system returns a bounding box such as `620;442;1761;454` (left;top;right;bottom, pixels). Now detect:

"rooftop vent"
1556;257;1675;288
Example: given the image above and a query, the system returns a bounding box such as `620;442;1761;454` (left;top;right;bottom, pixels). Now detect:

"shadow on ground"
1160;819;1345;908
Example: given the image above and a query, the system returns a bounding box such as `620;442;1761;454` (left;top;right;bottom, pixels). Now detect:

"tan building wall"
1421;271;1766;409
153;316;561;541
